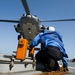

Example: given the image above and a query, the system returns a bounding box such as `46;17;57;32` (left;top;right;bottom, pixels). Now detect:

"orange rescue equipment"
16;38;28;60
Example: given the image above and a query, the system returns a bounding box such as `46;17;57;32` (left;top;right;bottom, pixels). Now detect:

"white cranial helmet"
47;26;55;32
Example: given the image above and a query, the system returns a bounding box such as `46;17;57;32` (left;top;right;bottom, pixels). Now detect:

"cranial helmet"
47;26;55;32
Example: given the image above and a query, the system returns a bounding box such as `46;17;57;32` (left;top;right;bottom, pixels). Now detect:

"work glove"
28;46;34;57
28;45;32;51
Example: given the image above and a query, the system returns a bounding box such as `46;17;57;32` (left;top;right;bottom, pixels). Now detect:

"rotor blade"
40;19;75;22
0;19;19;23
21;0;30;15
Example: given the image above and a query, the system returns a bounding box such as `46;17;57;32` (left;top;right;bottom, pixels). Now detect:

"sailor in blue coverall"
29;26;68;71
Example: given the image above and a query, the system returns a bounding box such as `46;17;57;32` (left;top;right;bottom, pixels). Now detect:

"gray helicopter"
0;0;75;44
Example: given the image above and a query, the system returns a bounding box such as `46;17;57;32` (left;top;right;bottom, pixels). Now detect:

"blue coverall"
30;30;68;67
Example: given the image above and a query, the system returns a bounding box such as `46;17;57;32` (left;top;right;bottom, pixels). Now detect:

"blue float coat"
30;30;68;66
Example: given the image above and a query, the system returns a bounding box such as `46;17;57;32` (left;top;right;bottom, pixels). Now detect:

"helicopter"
0;0;75;71
0;0;75;44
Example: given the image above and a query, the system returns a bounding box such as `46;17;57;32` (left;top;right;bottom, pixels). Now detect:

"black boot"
45;59;55;72
52;61;60;71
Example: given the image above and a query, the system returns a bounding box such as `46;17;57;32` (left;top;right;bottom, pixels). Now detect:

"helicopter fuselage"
14;14;40;44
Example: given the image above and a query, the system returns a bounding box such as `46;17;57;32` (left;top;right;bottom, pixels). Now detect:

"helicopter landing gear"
24;62;28;68
9;55;14;71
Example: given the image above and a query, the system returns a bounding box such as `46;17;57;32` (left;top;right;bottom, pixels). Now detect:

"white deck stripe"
68;66;75;69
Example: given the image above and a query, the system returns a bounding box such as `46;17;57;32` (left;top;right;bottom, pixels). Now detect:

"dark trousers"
35;46;63;66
